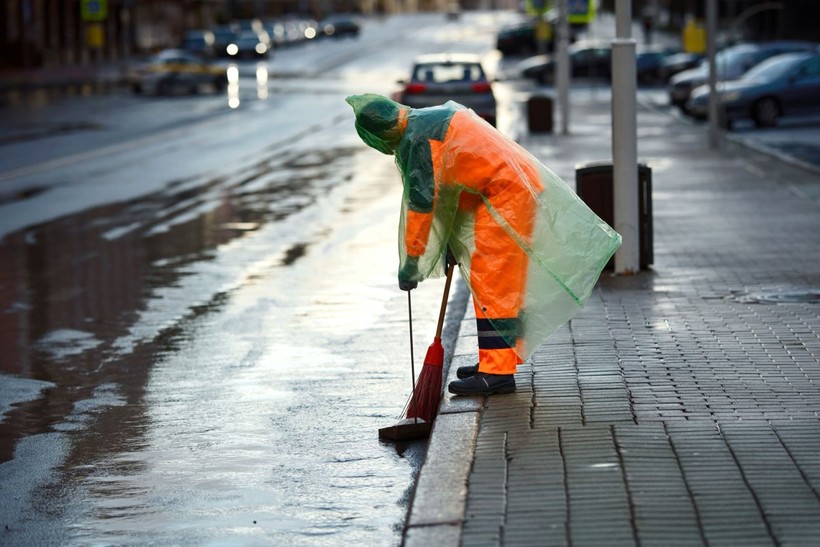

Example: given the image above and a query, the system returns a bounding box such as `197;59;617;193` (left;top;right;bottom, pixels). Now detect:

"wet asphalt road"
0;12;516;545
2;10;820;546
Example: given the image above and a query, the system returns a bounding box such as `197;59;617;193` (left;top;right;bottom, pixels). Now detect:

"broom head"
405;337;444;422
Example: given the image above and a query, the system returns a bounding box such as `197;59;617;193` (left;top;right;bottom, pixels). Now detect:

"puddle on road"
0;143;423;544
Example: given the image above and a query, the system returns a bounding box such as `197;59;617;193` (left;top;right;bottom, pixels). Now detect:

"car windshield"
741;54;805;82
413;63;484;83
715;48;761;73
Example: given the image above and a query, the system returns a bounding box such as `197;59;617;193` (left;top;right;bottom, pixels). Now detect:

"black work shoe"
448;372;516;396
456;363;478;379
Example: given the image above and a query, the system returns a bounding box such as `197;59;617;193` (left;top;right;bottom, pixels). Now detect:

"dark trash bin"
527;94;553;133
575;161;653;270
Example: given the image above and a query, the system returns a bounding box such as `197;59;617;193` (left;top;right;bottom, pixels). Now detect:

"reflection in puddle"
0;144;359;450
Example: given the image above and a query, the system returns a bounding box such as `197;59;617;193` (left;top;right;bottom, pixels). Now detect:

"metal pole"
612;0;640;274
556;0;570;135
707;0;720;148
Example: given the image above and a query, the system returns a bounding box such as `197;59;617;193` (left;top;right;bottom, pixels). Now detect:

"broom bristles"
405;362;442;422
405;337;444;423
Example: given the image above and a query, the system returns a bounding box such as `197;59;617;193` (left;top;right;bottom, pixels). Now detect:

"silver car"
396;53;497;127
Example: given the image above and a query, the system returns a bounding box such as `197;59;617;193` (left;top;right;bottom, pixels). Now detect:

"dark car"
226;31;271;59
395;53;497;126
518;41;612;84
212;25;239;58
659;51;705;82
180;30;215;59
496;20;537;56
495;14;582;57
320;14;361;38
668;40;817;109
635;46;680;84
686;52;820;128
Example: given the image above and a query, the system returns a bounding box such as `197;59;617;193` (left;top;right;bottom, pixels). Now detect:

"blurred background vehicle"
264;19;288;49
686;51;820;129
496;19;538;56
518;41;612;84
495;13;583;57
211;25;239;58
668;40;818;109
180;30;215;59
320;14;361;39
126;49;227;96
635;46;681;85
227;31;271;59
658;51;705;82
394;53;497;126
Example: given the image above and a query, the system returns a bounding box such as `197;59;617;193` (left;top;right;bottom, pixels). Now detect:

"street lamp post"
611;0;639;274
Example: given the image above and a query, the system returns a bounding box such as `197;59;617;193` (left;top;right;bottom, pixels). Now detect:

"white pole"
556;0;570;135
707;0;720;148
612;0;640;274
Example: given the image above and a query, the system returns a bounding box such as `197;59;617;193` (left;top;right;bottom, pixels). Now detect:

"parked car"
635;46;680;84
127;49;227;96
395;53;497;126
226;31;271;59
668;41;817;109
686;51;820;128
518;41;612;84
659;51;705;82
496;20;537;55
495;13;582;57
320;14;361;38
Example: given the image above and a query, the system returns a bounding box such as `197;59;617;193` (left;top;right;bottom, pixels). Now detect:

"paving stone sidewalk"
404;91;820;547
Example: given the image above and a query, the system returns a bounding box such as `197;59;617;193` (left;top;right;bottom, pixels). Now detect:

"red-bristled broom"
406;260;454;422
378;262;455;442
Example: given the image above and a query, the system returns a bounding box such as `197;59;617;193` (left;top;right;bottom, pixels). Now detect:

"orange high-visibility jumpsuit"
398;106;543;376
348;93;622;378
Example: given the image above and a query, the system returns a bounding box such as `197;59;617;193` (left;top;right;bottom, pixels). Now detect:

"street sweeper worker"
346;93;621;396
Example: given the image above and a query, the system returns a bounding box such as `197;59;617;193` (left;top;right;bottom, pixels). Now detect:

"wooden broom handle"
435;262;455;339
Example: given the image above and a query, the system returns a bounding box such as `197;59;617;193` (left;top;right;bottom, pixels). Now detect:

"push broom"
379;261;455;442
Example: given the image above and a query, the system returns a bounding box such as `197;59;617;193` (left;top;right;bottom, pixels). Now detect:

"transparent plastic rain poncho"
347;94;621;361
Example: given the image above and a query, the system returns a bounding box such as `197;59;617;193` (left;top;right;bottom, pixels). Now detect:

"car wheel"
752;97;779;128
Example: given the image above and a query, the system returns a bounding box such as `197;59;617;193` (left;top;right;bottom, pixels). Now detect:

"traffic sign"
568;0;596;24
81;0;108;22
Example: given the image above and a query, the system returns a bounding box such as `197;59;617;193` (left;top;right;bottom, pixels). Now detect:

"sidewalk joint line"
664;422;709;547
501;431;509;545
611;425;641;547
558;427;572;547
568;320;586;426
770;424;820;504
717;424;781;547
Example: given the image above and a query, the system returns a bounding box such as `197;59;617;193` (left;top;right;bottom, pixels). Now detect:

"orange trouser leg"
469;188;536;376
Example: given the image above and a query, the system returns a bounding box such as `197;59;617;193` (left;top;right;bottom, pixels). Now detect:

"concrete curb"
403;277;481;547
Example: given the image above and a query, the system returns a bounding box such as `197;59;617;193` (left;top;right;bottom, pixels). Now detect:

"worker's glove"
445;247;458;271
398;256;419;291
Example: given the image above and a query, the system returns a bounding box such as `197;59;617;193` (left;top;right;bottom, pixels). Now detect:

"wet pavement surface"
3;10;820;546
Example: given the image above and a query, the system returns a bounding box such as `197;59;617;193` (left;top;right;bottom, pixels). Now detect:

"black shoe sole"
448;382;516;396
